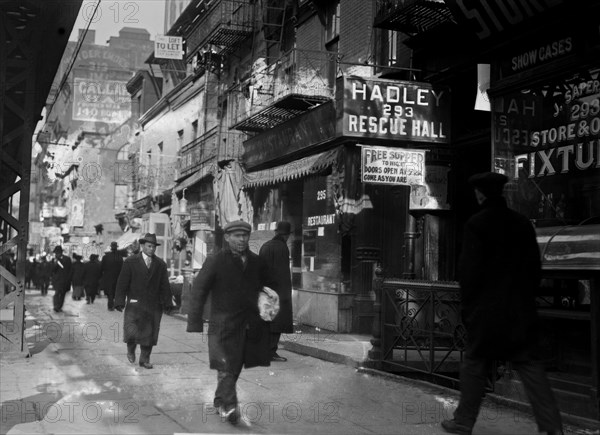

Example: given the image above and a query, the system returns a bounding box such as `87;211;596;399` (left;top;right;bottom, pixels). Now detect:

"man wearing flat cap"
51;245;72;313
442;172;563;435
187;220;272;425
259;221;293;362
115;233;175;369
101;241;123;311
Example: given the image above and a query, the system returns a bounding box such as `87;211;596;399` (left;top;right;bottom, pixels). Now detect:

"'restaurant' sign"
340;77;450;144
361;145;426;186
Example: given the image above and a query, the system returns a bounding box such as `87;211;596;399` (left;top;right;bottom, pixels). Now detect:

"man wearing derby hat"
115;233;175;369
100;240;123;311
51;245;72;313
259;221;294;362
187;220;273;425
441;172;563;435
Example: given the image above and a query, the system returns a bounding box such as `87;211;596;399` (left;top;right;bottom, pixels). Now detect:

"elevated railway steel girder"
1;0;82;355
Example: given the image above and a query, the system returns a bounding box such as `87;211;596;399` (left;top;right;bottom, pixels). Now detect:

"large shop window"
248;173;342;292
492;66;600;226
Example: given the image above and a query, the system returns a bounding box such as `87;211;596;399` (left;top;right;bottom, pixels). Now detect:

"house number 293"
316;190;326;200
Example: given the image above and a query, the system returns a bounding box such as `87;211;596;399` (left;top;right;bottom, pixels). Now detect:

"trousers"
454;351;562;432
127;343;153;363
214;368;242;412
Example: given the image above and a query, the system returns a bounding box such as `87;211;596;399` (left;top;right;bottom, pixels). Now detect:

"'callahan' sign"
361;145;426;186
341;77;451;144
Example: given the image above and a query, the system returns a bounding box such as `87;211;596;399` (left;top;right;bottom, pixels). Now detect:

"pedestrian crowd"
13;173;565;434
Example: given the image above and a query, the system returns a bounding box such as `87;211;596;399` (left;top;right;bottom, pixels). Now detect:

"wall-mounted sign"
70;199;85;227
72;78;131;124
445;0;565;40
493;66;600;222
189;205;215;231
155;35;184;60
409;165;450;210
340;77;450;144
361;145;426;186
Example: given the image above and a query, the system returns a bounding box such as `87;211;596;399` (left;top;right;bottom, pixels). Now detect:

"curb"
280;340;361;368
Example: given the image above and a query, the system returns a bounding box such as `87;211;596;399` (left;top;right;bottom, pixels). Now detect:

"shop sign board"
361;145;426;186
70;199;85;227
340;77;450;144
155;35;184;60
189;205;215;231
243;103;336;169
72;77;131;123
409;165;450;210
493;66;600;222
444;0;565;40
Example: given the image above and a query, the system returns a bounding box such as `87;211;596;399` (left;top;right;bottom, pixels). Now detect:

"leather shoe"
127;353;135;363
441;419;472;435
139;362;153;369
271;353;287;362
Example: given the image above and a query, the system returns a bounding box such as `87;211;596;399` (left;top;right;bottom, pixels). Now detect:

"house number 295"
316;190;326;200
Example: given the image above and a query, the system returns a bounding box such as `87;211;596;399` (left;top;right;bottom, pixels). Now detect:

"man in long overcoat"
187;220;271;425
101;241;123;311
259;221;293;362
51;246;72;313
83;254;102;304
115;233;174;369
441;172;563;435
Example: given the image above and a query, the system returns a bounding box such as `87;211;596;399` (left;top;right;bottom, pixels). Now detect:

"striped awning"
243;148;339;188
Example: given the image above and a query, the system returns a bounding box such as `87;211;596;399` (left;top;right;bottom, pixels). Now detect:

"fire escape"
373;0;456;36
228;0;337;132
175;0;256;192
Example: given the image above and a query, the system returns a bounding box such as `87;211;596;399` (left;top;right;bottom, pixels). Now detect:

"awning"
243;148;339;188
173;163;215;193
107;230;140;252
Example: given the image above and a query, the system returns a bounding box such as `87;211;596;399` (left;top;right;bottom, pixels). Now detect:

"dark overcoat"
83;259;102;297
458;196;541;359
101;251;123;291
115;254;173;346
71;260;85;286
51;255;72;293
259;235;293;333
186;248;271;372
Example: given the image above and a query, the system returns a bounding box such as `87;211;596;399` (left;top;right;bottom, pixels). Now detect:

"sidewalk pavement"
0;290;597;435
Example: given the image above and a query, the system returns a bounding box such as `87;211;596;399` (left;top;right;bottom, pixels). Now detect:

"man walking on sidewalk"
115;233;174;369
259;221;294;362
187;220;271;425
441;172;563;435
51;246;72;313
101;241;123;311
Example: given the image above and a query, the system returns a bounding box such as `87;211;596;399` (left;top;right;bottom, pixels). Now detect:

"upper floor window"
326;1;340;44
177;129;184;149
117;143;131;161
388;30;398;65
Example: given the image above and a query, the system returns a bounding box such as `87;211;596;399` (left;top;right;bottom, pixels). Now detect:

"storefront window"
302;174;341;292
492;67;600;226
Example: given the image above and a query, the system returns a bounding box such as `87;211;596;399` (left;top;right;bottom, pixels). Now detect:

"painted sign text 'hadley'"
342;78;451;144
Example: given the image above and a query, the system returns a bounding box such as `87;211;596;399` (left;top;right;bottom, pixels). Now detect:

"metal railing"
380;278;466;384
179;128;219;177
228;49;337;129
185;0;254;57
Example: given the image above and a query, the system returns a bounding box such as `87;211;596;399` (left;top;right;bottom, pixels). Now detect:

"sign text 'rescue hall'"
341;77;451;144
